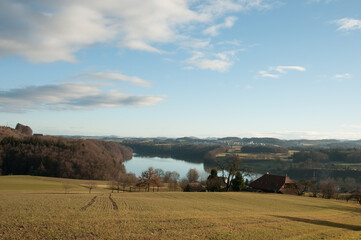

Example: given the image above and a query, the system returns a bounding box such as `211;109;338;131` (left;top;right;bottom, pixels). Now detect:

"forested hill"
122;141;227;164
104;136;361;149
0;125;132;180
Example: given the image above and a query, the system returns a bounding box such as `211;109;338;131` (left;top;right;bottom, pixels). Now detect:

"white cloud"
182;41;251;71
0;0;272;63
216;40;242;46
193;59;233;72
0;83;164;112
258;65;306;78
185;50;238;72
334;18;361;31
179;39;211;49
203;16;237;36
74;72;151;87
273;66;306;73
258;70;279;78
122;40;164;54
198;0;272;17
333;73;352;80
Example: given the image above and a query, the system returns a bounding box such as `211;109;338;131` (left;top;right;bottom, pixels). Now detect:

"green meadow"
0;175;360;239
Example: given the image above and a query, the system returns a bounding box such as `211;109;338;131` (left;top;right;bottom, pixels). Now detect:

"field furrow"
1;176;361;239
80;196;97;211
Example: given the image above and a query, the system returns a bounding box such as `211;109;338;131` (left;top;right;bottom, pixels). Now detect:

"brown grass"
0;176;360;239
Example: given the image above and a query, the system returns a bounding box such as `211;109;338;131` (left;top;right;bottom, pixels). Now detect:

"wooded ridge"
0;125;132;180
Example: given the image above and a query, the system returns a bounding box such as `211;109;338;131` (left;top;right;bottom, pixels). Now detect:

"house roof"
249;173;294;192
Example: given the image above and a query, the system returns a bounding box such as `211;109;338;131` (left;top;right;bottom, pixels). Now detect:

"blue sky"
1;0;361;139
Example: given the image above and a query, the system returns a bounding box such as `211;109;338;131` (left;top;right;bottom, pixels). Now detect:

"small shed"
249;173;297;194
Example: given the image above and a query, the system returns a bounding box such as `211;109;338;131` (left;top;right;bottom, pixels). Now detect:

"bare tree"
320;178;336;199
85;181;97;194
168;180;178;191
122;173;138;192
346;192;361;205
187;168;199;183
62;182;71;194
344;177;357;192
116;174;124;193
138;167;162;192
154;168;165;179
216;154;242;191
106;164;126;193
162;171;180;191
109;180;117;193
180;178;189;191
170;171;180;182
310;180;320;197
295;180;312;196
164;171;180;183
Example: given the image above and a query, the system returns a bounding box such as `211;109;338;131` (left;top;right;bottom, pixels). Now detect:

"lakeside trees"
123;142;226;163
231;171;246;191
187;168;199;183
138;167;161;192
205;168;246;192
163;171;180;191
292;149;361;168
216;154;243;191
206;169;222;192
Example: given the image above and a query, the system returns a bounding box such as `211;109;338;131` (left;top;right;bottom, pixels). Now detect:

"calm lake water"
123;155;209;180
123;155;260;181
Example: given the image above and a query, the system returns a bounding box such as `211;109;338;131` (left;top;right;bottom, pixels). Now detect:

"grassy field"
217;147;298;160
216;148;298;174
0;176;360;239
334;163;361;170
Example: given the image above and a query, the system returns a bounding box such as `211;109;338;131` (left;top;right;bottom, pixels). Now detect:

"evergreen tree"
231;171;245;191
206;168;222;192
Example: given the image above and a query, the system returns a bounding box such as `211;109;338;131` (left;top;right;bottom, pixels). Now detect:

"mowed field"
0;176;360;240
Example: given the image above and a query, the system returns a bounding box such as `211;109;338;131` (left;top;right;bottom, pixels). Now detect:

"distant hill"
123;141;226;165
0;124;132;180
65;134;361;149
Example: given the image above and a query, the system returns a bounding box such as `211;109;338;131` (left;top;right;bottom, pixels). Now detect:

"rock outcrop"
15;123;33;136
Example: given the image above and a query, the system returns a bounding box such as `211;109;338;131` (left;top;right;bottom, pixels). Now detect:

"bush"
231;171;245;191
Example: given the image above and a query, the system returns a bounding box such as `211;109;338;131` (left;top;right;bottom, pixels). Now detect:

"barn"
249;173;297;194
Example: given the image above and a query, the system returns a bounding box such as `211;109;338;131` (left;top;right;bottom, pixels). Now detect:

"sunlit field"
0;176;360;239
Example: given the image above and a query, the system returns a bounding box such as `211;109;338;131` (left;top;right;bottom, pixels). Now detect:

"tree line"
0;135;132;180
293;177;361;204
123;142;226;163
293;149;361;164
241;145;288;153
292;149;361;171
109;154;247;193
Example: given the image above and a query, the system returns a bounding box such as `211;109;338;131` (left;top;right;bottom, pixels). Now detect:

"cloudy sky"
1;0;361;139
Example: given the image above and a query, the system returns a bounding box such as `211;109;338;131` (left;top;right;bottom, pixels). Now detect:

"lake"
123;155;261;181
123;155;209;180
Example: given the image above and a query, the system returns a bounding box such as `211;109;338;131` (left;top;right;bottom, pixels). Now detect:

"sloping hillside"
0;124;132;179
0;175;360;239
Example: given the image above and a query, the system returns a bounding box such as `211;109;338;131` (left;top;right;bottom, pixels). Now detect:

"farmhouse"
249;173;297;194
